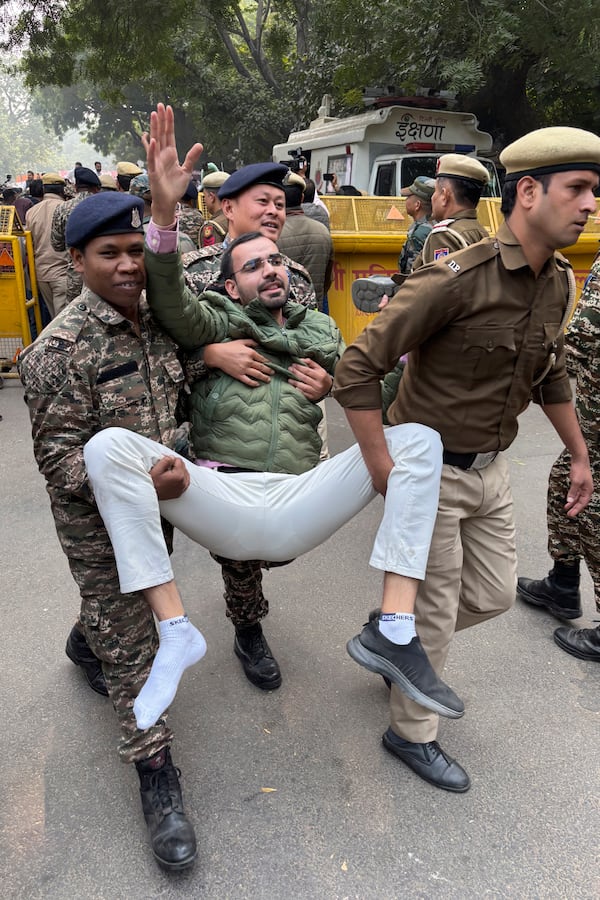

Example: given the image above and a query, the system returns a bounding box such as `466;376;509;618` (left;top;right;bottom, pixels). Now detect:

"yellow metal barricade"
324;196;600;345
0;206;42;386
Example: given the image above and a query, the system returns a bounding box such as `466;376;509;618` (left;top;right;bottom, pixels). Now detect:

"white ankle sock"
133;615;207;730
378;612;416;645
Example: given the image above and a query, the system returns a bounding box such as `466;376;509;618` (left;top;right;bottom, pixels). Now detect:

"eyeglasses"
232;253;284;276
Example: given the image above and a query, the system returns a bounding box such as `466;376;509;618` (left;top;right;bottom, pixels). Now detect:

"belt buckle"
470;451;498;470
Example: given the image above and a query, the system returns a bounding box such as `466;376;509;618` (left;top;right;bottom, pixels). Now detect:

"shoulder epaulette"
440;237;499;276
182;244;223;268
431;218;456;232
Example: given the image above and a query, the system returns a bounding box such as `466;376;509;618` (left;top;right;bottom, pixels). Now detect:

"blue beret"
66;193;145;249
74;166;102;188
182;179;198;201
218;162;290;199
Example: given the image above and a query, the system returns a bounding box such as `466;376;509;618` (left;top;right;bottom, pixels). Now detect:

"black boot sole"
153;849;198;871
346;636;464;719
516;586;582;620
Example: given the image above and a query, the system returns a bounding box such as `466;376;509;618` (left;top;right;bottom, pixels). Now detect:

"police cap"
201;171;230;191
66;193;145;249
42;172;66;186
129;173;152;200
74;166;102;188
117;161;144;177
100;173;118;191
218;162;289;199
435;154;489;186
401;175;435;200
500;126;600;181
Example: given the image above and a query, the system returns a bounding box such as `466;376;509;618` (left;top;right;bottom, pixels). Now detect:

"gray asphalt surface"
1;379;598;899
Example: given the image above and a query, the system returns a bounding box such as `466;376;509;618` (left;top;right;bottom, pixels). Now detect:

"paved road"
1;379;598;899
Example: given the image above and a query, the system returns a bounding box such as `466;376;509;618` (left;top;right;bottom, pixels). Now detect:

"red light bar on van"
405;142;477;153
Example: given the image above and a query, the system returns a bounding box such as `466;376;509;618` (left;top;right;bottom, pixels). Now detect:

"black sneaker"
136;748;197;871
517;574;582;620
234;623;282;690
346;618;464;718
553;624;600;661
65;625;109;696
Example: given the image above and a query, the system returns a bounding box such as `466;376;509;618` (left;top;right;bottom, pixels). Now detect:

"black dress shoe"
136;748;197;871
517;574;582;619
346;619;464;718
553;624;600;661
382;728;470;792
65;625;109;696
234;623;282;690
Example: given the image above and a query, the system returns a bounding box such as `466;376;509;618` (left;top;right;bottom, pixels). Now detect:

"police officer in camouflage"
50;166;102;303
177;179;204;248
518;249;600;662
178;161;319;692
19;192;198;872
398;176;435;274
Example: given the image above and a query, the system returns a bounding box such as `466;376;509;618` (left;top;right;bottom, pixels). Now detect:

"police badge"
131;208;142;228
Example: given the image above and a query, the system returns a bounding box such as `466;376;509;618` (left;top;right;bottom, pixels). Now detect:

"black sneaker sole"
346;636;464;719
516;587;582;620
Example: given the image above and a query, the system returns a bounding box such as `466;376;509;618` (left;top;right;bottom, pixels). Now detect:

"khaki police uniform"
334;220;574;743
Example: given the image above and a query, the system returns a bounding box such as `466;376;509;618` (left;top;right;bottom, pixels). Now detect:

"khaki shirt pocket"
462;326;517;381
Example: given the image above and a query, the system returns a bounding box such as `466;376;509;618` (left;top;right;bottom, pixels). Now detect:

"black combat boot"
135;748;197;871
234;622;282;690
517;560;582;620
65;624;108;696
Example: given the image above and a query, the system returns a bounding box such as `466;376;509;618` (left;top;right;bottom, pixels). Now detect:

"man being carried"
80;102;465;737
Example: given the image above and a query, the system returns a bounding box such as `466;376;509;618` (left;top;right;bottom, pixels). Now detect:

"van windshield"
374;155;500;198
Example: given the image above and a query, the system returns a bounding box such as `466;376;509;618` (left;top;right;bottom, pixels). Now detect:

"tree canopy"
1;0;599;164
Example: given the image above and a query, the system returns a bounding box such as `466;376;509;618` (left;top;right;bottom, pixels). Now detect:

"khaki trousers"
390;454;517;743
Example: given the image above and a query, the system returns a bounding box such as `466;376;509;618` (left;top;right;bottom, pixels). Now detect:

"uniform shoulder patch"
434;247;450;260
442;238;499;276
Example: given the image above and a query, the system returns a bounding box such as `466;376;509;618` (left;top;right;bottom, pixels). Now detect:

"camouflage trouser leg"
55;498;173;763
211;553;268;628
548;446;600;612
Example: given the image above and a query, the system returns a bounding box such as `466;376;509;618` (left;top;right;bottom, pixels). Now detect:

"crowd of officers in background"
0;159;335;325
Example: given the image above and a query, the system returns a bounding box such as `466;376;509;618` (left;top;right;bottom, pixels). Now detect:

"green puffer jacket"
145;248;345;474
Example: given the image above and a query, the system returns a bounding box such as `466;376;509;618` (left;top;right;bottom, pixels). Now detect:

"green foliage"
1;0;599;162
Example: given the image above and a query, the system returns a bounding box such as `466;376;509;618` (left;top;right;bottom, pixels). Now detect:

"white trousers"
84;424;443;595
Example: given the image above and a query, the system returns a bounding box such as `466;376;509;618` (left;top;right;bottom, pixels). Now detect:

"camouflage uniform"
398;217;432;274
177;206;204;249
18;288;185;762
50;191;97;302
181;242;317;626
546;250;600;612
